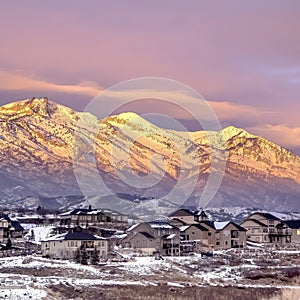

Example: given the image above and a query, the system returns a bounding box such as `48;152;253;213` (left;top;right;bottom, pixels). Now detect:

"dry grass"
47;284;280;300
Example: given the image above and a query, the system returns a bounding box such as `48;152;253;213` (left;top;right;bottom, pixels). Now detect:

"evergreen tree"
74;248;81;264
6;238;12;249
90;246;100;265
81;248;88;265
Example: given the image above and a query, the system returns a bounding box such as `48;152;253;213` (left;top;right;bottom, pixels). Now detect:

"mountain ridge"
0;97;299;213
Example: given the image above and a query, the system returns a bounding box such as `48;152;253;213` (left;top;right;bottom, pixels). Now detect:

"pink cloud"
0;70;102;97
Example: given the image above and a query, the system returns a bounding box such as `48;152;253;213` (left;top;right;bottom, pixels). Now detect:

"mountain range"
0;97;299;215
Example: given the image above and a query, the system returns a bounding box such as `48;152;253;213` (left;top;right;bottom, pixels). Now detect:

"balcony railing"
269;229;292;236
163;244;179;249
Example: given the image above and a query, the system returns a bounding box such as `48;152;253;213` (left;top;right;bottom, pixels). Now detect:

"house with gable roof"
41;231;108;259
168;209;197;224
169;208;210;225
169;209;246;250
213;221;247;249
241;212;286;243
122;221;180;256
59;206;128;229
276;220;300;244
0;215;24;242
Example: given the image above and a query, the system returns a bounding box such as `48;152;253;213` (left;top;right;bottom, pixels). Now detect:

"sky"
0;1;300;153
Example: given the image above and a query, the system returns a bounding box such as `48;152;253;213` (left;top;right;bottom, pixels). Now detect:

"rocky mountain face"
0;98;299;213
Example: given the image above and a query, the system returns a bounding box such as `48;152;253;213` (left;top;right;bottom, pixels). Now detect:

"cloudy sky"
0;1;300;153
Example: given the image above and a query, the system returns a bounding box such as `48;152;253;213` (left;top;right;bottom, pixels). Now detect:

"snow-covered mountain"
0;97;299;212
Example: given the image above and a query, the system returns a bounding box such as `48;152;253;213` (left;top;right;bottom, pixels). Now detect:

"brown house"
276;220;300;244
241;212;286;244
168;209;197;224
59;207;128;229
0;215;24;242
122;222;180;256
180;224;209;243
214;222;247;249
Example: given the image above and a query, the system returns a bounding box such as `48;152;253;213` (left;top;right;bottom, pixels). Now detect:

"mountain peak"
104;112;152;128
0;97;57;118
221;125;253;140
29;97;51;115
113;112;141;121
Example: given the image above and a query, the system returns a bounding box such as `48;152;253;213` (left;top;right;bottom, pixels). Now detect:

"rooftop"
42;231;106;242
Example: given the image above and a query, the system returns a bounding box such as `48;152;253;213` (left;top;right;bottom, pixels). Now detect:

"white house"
41;231;108;259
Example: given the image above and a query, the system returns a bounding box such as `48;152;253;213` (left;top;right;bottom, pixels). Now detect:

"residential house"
180;224;209;243
0;217;9;243
276;220;300;244
168;209;197;224
123;231;158;255
122;222;180;256
213;222;247;249
192;220;216;248
59;207;128;229
170;209;246;250
168;218;187;228
41;231;108;259
17;214;60;226
180;223;210;254
241;212;284;243
0;215;24;242
169;209;209;225
181;221;246;250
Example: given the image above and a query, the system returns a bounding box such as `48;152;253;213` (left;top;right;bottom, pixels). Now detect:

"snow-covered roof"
111;233;128;239
148;222;173;229
127;223;141;232
42;232;66;242
164;233;177;239
180;225;190;232
42;232;106;242
214;221;230;230
59;208;126;217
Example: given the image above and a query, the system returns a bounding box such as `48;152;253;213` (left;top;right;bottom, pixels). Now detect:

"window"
216;241;220;245
208;232;212;236
231;230;239;238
